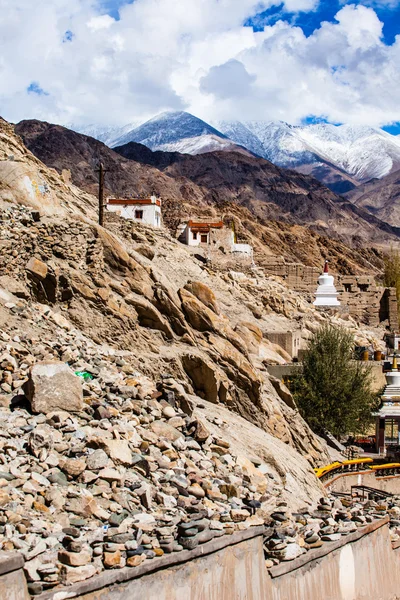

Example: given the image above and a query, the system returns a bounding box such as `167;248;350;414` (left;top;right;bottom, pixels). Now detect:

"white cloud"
87;14;115;30
0;0;399;128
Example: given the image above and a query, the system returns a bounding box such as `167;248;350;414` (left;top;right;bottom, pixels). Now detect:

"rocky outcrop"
0;115;393;594
125;293;174;339
0;200;382;469
184;281;220;314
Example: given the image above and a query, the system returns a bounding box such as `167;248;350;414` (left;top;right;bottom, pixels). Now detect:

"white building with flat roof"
180;218;252;257
106;195;162;227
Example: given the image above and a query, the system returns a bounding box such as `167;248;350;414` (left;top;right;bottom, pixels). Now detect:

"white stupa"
313;260;340;307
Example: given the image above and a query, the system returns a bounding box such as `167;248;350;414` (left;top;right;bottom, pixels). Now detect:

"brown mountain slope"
345;169;400;228
14;119;203;203
14;119;400;274
114;140;400;246
295;161;359;195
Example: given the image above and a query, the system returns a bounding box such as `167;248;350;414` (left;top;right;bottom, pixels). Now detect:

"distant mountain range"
71;111;400;194
15;118;400;269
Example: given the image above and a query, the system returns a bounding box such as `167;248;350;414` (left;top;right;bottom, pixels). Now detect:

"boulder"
0;275;29;299
153;288;190;337
24;361;83;414
208;334;262;405
60;564;96;585
179;288;220;332
150;420;183;442
181;354;221;404
95;439;133;467
270;376;297;410
184;281;220;314
26;257;48;280
135;245;155;261
234;323;262;354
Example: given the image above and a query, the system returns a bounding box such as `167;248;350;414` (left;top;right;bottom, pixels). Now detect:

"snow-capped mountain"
111;111;237;154
217;120;400;182
69;111;400;190
69;122;139;147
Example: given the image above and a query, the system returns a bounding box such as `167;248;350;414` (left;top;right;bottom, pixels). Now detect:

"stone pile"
0;300;269;595
263;494;400;567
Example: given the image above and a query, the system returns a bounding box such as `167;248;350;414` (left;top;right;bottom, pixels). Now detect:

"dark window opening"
359;284;369;292
201;234;208;243
135;210;143;219
344;284;351;292
192;231;198;240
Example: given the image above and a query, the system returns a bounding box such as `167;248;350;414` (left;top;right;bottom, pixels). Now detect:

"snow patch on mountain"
155;134;241;155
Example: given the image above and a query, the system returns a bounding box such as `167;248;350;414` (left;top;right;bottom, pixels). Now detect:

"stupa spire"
324;260;329;273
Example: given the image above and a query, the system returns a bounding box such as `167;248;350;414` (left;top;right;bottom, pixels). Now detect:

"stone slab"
0;552;24;576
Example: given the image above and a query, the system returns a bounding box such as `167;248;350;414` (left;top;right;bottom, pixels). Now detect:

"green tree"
383;248;400;327
289;324;379;439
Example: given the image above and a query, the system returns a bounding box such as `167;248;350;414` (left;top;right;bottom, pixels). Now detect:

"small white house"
106;195;162;227
183;219;225;246
179;218;253;260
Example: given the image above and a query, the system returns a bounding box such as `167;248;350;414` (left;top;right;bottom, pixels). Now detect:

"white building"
180;219;252;257
313;261;340;307
106;195;162;227
182;219;225;246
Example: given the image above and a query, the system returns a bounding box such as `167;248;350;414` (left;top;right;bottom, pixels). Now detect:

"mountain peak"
112;110;229;151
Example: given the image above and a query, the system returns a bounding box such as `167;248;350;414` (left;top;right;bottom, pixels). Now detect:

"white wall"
107;204;161;227
232;243;253;256
185;227;209;247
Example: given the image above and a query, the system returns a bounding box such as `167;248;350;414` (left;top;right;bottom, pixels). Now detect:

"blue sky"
245;1;400;45
2;0;400;128
103;0;400;45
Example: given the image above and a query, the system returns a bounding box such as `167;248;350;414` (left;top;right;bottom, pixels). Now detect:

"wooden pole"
98;162;105;226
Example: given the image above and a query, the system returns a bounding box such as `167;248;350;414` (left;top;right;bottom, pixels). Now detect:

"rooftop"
107;197;161;207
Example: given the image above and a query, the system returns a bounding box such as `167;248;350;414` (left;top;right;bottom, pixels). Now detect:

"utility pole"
96;162;107;226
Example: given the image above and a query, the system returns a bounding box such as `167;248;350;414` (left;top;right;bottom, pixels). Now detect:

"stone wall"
262;256;398;328
269;518;399;600
34;528;267;600
326;471;400;495
30;518;400;600
8;519;400;600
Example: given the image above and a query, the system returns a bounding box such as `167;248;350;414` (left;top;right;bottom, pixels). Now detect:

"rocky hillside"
15;120;400;275
0;113;392;595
